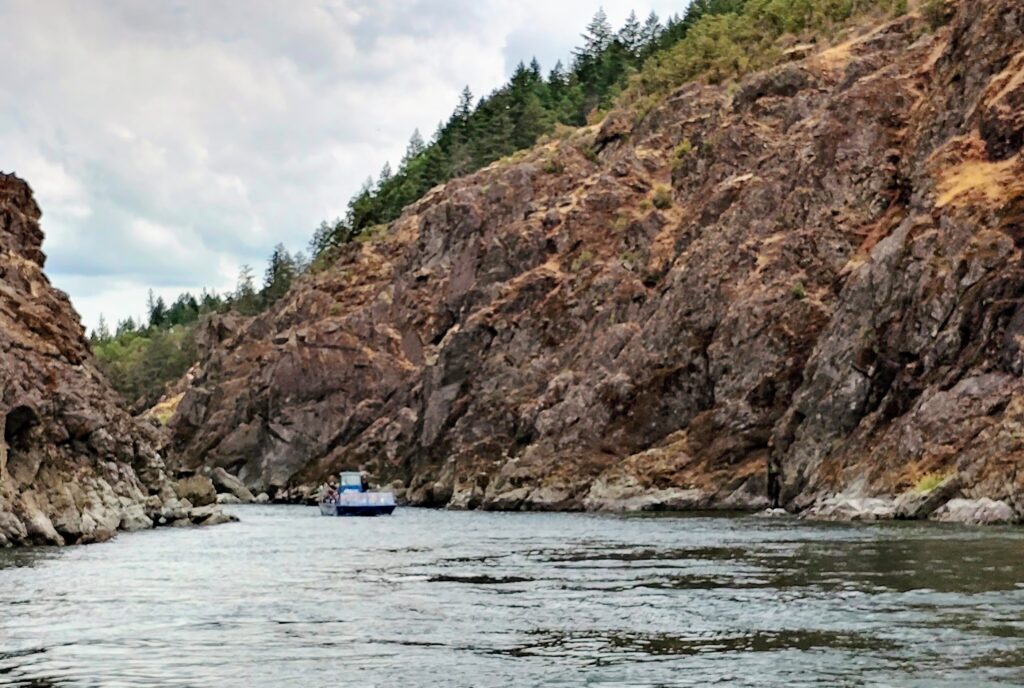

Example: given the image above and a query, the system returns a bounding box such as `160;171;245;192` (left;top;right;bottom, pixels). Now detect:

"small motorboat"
319;471;396;516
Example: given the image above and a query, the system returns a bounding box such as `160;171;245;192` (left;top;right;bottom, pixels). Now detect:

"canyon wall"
0;174;226;545
168;0;1024;519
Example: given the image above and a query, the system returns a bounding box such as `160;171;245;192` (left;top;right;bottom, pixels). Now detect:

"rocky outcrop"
168;0;1024;521
0;173;233;545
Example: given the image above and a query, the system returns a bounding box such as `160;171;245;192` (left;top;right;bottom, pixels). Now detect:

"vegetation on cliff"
307;2;743;256
310;0;910;258
105;0;909;411
91;244;304;408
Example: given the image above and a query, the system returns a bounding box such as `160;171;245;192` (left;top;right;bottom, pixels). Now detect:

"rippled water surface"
1;506;1023;687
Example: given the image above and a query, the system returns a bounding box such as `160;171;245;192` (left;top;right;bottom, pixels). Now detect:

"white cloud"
0;0;684;331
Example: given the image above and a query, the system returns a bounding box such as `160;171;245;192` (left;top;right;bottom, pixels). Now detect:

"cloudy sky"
1;1;683;331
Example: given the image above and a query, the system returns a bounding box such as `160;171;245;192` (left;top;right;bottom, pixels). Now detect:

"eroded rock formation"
0;173;233;545
169;0;1024;521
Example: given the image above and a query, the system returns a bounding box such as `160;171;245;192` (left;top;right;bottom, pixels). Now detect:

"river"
0;506;1022;686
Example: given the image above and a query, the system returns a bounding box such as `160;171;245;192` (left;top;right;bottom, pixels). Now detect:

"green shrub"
631;0;909;98
577;143;600;164
791;281;807;300
354;223;388;244
652;185;673;210
674;139;694;159
914;471;951;494
571;250;595;272
542;158;565;175
922;0;952;29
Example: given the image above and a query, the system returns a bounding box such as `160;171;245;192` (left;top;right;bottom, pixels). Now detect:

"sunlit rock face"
0;173;228;546
169;0;1024;521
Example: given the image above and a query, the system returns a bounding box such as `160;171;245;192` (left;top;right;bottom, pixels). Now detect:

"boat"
319;471;396;516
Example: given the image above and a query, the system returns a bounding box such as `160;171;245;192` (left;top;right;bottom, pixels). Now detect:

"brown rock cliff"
168;0;1024;519
0;173;227;545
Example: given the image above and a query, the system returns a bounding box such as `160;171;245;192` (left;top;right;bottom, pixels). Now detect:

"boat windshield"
340;473;362;488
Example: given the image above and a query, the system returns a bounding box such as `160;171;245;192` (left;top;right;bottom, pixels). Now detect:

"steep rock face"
0;174;215;545
170;1;1024;517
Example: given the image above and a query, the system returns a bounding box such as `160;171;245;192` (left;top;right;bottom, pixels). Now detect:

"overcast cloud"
0;1;683;330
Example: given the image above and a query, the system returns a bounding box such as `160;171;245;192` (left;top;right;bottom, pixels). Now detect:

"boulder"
0;512;28;544
198;511;237;527
803;497;896;522
118;504;154;532
931;498;1016;525
159;497;192;522
188;504;238;526
173;474;217;507
216;493;242;505
210;467;255;503
894;475;961;519
583;477;705;512
254;492;271;504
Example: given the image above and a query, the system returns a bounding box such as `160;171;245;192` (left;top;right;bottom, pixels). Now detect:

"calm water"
1;506;1022;687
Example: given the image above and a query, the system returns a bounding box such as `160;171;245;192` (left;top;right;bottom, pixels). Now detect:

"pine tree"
147;290;167;329
309;218;340;258
619;10;643;56
234;264;259;315
581;7;610;58
455;86;474;123
116;316;137;336
513;91;552;149
404;130;426;163
92;314;111;344
378;161;393;186
262;243;297;304
641;11;663;51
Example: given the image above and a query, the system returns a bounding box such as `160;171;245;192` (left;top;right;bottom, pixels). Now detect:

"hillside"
166;0;1024;521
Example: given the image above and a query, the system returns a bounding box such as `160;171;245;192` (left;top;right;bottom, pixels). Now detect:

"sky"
0;1;684;331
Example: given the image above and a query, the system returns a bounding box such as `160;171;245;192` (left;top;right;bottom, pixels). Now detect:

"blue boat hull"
319;502;396;517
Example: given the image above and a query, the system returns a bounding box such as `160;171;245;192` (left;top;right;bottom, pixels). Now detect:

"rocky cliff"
168;0;1024;521
0;174;231;546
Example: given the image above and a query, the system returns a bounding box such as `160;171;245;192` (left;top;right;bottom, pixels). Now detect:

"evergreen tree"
454;86;474;124
528;57;543;80
233;264;259;315
262;243;297;304
92;314;111;344
147;290;167;329
305;4;743;259
116;316;137;337
404;130;426;162
513;91;552;149
641;11;663;52
619;10;643;56
575;8;614;63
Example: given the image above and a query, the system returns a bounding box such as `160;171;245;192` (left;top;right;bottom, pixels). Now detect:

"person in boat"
360;474;369;492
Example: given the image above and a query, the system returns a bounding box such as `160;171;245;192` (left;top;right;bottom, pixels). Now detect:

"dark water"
1;506;1023;687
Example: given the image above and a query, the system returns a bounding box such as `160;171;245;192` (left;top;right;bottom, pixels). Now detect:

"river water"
0;506;1022;687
